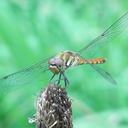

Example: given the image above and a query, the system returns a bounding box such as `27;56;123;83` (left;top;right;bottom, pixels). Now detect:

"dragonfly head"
48;58;64;74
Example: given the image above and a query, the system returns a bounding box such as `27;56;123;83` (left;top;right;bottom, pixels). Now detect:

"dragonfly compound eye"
54;58;64;67
48;58;64;67
48;58;64;74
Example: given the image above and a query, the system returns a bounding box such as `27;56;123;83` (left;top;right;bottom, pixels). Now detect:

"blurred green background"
0;0;128;128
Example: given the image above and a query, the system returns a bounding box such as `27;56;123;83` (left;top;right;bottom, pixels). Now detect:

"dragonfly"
0;12;128;94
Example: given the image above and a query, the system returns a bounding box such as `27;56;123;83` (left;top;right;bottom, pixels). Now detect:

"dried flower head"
29;84;73;128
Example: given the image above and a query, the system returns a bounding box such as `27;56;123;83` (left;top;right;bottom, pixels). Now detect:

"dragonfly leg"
62;72;70;87
50;73;62;85
50;72;69;88
57;73;62;85
43;68;49;73
50;74;55;83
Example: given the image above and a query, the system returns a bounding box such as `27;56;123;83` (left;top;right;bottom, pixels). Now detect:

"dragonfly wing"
78;12;128;58
0;55;54;94
88;62;117;85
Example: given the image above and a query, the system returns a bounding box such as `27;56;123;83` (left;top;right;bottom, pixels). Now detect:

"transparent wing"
78;12;128;58
89;63;117;85
0;55;54;94
80;58;117;85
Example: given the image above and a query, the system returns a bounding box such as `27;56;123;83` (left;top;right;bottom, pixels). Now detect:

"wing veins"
78;12;128;58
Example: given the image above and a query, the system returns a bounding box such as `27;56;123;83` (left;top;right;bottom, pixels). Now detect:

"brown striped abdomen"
85;58;106;64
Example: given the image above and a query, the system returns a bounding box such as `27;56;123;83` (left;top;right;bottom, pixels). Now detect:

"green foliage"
0;0;128;128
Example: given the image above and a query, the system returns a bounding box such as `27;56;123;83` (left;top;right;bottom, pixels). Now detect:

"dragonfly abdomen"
85;58;106;64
